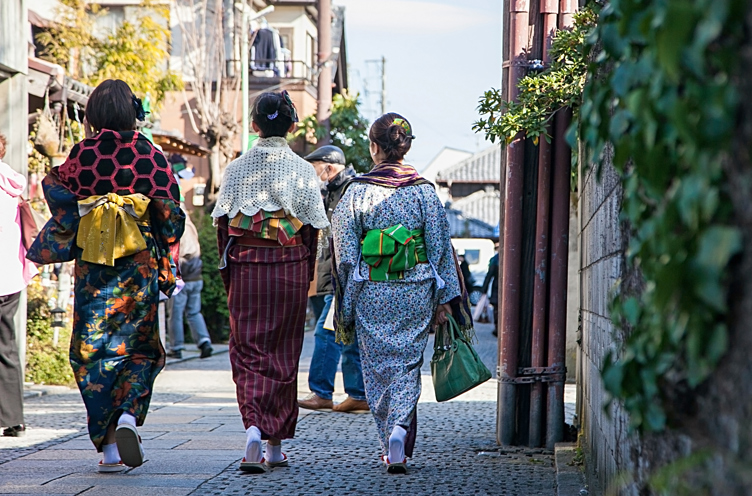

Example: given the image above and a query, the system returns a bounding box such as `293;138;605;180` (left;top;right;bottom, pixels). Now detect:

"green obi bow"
361;224;427;281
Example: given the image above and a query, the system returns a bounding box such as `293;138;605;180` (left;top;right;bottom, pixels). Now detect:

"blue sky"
337;0;502;169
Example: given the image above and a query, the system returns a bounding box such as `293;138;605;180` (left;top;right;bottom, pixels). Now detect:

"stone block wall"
577;153;638;495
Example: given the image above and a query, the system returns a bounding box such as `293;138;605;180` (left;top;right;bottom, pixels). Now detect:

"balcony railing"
249;59;317;86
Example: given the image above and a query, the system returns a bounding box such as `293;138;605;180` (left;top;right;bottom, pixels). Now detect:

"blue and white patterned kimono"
332;181;460;456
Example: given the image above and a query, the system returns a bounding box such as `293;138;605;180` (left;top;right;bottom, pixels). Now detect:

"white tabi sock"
102;442;120;464
265;442;284;463
388;425;407;463
245;426;262;463
118;413;137;428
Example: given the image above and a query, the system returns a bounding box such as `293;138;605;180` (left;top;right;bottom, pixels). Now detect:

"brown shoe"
332;397;370;414
297;393;333;411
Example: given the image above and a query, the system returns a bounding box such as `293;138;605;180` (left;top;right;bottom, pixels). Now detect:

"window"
463;250;481;265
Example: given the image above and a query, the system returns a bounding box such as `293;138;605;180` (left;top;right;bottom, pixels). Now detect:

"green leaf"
645;401;666;431
601;356;624;397
695;226;742;270
706;324;728;364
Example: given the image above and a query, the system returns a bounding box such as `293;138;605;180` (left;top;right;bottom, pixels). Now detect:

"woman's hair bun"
369;113;415;162
251;91;298;138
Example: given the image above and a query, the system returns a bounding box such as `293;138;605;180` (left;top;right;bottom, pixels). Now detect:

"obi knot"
77;193;151;266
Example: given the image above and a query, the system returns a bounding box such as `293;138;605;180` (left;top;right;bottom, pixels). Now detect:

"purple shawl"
349;163;432;189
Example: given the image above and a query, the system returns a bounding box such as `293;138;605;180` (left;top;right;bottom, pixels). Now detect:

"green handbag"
430;314;492;402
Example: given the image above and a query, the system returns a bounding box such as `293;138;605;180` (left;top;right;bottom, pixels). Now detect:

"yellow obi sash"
77;193;151;266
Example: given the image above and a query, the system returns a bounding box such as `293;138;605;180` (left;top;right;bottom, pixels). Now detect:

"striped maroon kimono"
217;217;317;440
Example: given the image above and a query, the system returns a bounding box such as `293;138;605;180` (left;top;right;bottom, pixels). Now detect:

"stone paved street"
0;323;569;495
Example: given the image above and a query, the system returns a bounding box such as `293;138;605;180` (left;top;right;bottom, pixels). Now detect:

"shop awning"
151;131;210;158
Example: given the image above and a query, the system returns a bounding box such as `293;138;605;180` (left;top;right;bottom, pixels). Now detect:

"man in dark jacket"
481;248;500;337
298;145;368;413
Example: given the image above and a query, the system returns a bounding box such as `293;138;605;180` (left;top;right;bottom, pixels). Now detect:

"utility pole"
223;0;235;78
380;56;386;115
316;0;332;145
366;57;387;116
240;5;249;153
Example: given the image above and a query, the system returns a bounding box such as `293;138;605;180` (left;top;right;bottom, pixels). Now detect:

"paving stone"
156;431;244;440
142;415;203;424
140;449;241;460
0;485;90;495
172;439;245;451
126;458;235;475
21;450;103;461
47;474;207;488
138;424;222;433
0;474;73;486
78;488;194;496
188;416;241;424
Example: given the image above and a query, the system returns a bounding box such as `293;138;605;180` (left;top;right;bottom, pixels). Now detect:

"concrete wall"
565;206;578;382
577;148;638;495
0;0;28;372
0;0;27;74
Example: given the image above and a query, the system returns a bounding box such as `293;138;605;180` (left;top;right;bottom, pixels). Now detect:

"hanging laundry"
252;28;276;70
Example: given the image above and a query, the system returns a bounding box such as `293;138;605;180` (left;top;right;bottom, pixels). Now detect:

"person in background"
481;245;500;337
297;145;368;414
167;212;213;359
457;250;475;292
0;134;37;438
168;154;195;184
166;154;212;359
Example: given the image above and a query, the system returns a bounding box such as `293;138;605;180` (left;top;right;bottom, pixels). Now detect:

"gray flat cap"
304;145;346;165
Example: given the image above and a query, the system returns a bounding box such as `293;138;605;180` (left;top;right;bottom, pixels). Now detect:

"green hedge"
193;209;230;343
25;282;75;387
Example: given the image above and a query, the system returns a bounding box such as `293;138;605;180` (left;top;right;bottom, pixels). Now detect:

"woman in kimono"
212;91;328;473
332;113;462;474
27;80;185;472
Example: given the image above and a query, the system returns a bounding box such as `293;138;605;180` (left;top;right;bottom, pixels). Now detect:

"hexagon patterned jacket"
58;129;181;201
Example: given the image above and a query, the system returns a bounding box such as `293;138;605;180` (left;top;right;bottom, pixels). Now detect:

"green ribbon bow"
361;224;427;281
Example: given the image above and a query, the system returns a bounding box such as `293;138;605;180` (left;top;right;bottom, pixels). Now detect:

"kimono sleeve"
149;199;186;248
300;225;319;282
331;186;364;328
26;171;81;265
419;184;461;304
215;215;231;292
148;198;186;297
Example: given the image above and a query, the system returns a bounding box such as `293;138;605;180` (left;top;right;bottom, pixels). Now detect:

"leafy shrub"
193;208;230;343
25;281;75;386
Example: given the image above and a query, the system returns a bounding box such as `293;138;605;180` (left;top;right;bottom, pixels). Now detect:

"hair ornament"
268;110;279;120
132;95;147;121
392;117;415;139
281;90;299;123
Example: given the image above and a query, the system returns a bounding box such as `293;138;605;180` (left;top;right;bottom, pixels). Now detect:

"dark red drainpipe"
545;0;577;450
529;0;559;448
498;0;530;446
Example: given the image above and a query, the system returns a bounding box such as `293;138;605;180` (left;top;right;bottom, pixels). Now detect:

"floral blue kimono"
27;169;184;450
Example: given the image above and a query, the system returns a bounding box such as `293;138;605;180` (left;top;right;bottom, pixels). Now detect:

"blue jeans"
308;294;366;401
169;280;211;351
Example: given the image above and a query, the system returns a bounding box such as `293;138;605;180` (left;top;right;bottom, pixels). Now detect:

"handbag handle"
433;313;462;352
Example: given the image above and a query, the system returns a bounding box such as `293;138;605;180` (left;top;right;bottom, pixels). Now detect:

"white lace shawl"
211;137;329;229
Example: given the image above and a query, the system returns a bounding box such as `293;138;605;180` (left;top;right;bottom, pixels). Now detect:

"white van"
451;238;496;290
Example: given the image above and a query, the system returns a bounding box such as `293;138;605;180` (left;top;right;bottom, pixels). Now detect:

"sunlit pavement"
0;323;571;495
